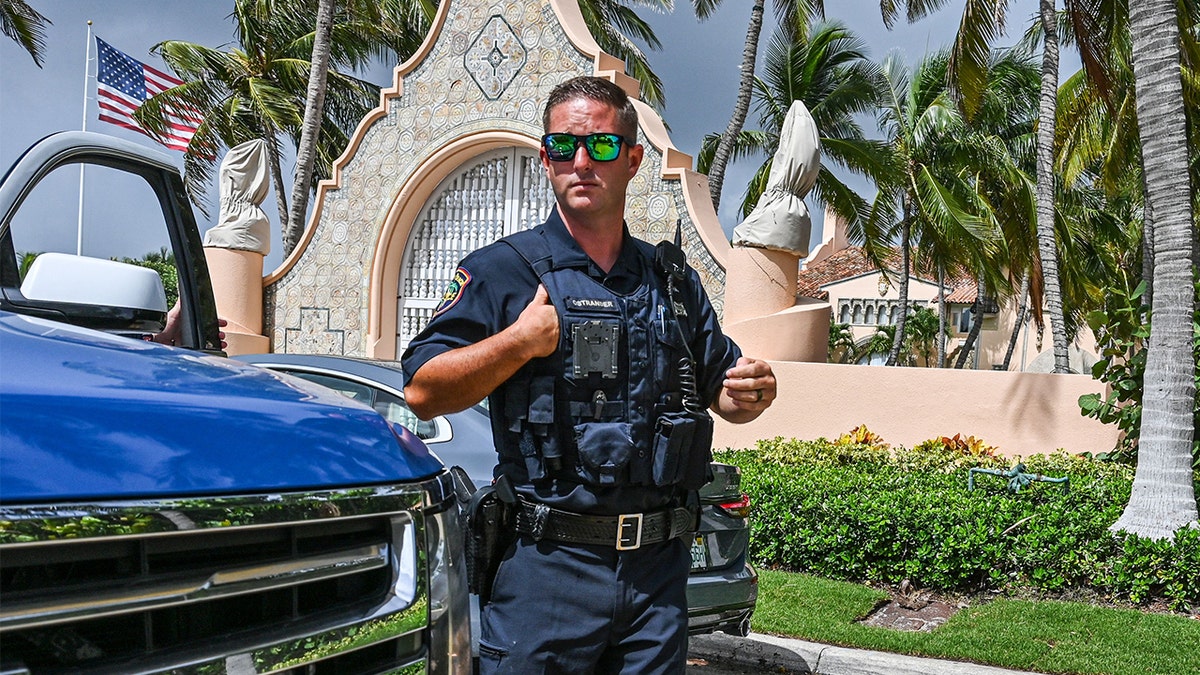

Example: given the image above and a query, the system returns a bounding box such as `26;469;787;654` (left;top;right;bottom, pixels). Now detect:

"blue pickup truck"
0;132;471;674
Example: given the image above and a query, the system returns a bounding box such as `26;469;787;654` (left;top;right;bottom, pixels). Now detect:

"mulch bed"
857;580;1199;632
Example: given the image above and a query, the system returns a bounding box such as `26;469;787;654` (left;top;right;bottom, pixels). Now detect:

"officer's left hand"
150;301;228;349
720;356;776;412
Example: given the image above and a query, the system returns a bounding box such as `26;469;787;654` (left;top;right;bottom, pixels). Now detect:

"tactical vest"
492;227;713;491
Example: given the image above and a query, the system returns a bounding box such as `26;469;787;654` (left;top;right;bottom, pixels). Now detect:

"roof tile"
798;246;977;303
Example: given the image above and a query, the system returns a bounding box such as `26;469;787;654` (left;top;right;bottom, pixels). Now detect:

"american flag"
96;37;200;152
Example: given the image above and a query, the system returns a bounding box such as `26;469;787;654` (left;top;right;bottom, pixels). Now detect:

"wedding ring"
754;388;763;403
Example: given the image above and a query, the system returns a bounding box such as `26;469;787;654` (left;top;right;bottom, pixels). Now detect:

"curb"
689;632;1040;675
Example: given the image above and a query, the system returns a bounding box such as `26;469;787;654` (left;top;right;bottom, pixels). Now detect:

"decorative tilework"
465;15;527;100
285;308;345;354
265;0;726;355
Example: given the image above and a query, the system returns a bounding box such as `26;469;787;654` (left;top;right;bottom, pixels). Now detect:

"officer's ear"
625;142;643;177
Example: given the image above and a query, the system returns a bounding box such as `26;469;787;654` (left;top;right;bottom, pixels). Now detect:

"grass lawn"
754;569;1200;675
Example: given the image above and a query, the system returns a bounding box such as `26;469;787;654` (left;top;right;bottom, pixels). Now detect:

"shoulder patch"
433;267;472;317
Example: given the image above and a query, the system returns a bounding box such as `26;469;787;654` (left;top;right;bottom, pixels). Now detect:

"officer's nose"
573;144;593;170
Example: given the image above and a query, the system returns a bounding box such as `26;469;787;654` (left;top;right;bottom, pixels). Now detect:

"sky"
0;0;1055;270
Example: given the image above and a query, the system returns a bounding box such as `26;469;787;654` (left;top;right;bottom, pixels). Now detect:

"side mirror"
19;252;168;336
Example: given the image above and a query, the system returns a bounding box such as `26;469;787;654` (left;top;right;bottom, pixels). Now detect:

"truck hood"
0;311;444;502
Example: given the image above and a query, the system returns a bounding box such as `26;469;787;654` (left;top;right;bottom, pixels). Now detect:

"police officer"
403;75;776;674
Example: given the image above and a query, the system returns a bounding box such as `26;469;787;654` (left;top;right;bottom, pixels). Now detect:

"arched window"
840;304;851;323
397;148;552;352
865;305;875;324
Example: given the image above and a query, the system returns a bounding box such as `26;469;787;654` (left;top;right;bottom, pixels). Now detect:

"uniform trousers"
478;533;690;674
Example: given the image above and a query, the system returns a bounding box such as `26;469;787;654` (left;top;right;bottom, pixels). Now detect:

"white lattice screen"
397;148;554;353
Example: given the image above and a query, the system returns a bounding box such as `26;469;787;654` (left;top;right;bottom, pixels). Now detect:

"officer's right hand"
516;284;559;358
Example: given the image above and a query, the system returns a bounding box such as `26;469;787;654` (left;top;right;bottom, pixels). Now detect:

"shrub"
835;424;888;448
719;437;1198;611
125;257;179;308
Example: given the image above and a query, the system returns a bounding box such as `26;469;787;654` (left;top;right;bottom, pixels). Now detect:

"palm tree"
137;0;430;252
878;0;1120;373
692;0;825;213
577;0;674;110
1031;0;1071;372
904;304;945;366
696;20;892;251
873;49;1011;368
1;0;50;67
1110;0;1198;539
286;0;434;255
950;45;1117;372
957;45;1098;373
1055;0;1200;299
875;51;954;367
965;48;1043;370
287;0;337;256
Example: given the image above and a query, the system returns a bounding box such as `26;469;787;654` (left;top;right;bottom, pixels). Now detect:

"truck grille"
0;485;438;674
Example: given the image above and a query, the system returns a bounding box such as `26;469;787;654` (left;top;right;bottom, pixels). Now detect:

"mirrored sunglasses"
542;132;629;162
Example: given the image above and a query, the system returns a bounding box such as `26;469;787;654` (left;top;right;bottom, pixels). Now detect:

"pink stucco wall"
713;361;1120;458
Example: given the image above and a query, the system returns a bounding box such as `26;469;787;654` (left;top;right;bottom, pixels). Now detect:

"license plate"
690;535;708;570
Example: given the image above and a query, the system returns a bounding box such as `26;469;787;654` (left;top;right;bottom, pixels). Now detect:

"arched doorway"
395;147;553;354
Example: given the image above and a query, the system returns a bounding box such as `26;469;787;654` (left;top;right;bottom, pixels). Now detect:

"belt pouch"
573;422;633;485
652;410;695;486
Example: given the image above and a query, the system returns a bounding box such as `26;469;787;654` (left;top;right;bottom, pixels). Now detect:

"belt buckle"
616;513;643;550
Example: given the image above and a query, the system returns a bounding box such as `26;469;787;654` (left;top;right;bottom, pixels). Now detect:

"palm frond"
579;0;671;108
688;0;723;22
949;0;1008;119
1;0;51;66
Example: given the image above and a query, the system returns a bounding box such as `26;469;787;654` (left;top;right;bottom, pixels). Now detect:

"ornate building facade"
256;0;733;359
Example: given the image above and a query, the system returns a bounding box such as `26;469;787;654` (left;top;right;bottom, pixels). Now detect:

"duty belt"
515;499;696;551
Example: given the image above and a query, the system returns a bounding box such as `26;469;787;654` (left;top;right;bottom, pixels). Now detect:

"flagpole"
77;21;92;255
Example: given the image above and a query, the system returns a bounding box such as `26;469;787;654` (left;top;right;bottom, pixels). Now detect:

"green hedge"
717;437;1200;611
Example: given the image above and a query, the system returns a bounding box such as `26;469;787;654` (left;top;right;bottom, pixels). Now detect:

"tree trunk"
1140;159;1155;309
954;280;985;369
1001;275;1030;371
936;265;947;368
707;0;764;212
887;216;912;366
285;0;336;257
264;131;289;232
1036;0;1070;373
1110;0;1199;539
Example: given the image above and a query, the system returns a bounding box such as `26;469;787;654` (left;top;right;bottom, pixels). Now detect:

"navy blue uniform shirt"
402;210;741;514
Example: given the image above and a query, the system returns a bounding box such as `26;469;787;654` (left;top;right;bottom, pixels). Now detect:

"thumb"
532;284;551;304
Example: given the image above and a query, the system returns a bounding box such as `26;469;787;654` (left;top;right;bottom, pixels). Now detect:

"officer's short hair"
543;76;639;141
